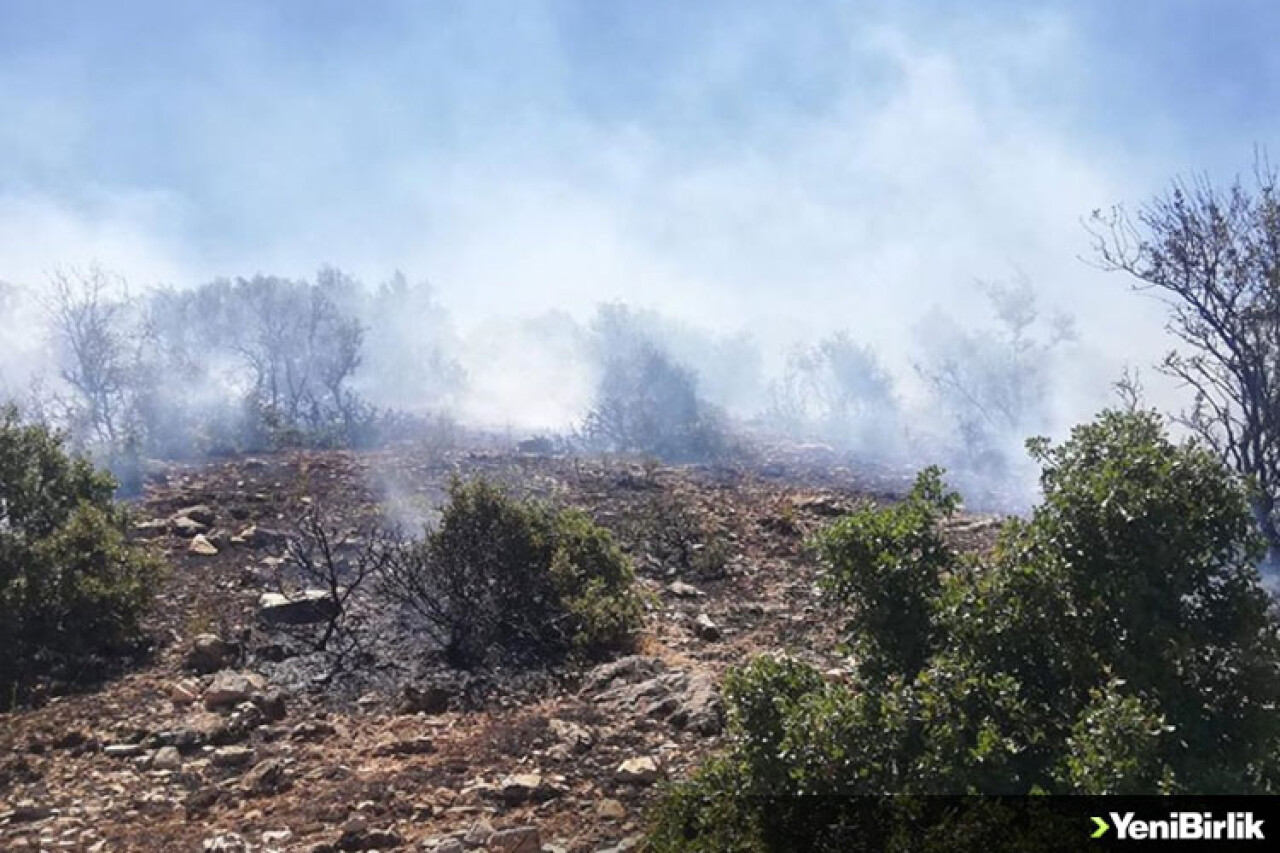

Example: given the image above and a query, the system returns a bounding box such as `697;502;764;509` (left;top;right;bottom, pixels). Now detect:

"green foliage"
549;508;646;656
1062;677;1174;794
651;409;1280;849
812;466;959;681
380;478;643;668
0;405;160;703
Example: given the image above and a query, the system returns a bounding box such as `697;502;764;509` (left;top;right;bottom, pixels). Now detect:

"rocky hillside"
0;443;999;853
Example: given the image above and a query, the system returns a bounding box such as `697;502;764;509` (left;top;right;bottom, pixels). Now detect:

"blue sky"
1;0;1278;353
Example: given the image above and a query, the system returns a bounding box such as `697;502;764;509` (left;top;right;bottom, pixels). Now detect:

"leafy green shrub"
379;478;643;668
650;410;1280;850
812;466;958;682
549;509;646;656
0;405;160;704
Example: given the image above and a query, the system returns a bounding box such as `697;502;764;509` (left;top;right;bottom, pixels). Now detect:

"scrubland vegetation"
4;160;1280;851
649;410;1280;849
0;405;160;704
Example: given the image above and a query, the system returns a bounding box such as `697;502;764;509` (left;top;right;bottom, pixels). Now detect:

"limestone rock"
189;534;219;555
171;516;209;538
242;758;290;795
151;746;182;770
371;736;435;757
614;756;660;784
132;518;169;539
202;834;249;853
185;633;238;674
496;772;560;804
487;827;540;853
203;670;267;711
667;580;703;598
597;798;627;820
210;745;255;768
257;589;339;625
694;612;721;641
103;743;144;759
236;525;292;550
176;504;217;526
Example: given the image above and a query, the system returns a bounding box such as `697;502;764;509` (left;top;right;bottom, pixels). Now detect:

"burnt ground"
0;440;1003;853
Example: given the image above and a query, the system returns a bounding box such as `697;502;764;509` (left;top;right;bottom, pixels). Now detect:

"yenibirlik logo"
1091;812;1265;841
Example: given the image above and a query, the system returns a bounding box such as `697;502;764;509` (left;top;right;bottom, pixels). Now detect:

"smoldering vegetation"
0;265;1083;509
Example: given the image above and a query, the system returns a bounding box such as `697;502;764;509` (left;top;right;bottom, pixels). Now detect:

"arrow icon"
1091;816;1110;839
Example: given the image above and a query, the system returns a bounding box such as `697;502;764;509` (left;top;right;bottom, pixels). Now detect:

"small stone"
151;746;182;770
252;687;289;721
171;516;209;538
496;772;559;803
185;786;222;815
238;525;292;549
204;670;267;711
189;534;219;555
487;826;540;853
431;840;465;853
132;518;169;538
694;612;721;641
342;827;402;851
674;673;724;736
548;719;593;753
597;835;644;853
667;580;703;598
371;736;435;757
211;745;255;767
257;589;339;625
464;819;494;847
261;829;293;850
231;700;266;731
243;758;290;795
168;680;200;705
597;798;627;820
185;633;238;674
290;720;336;742
614;756;660;784
103;743;145;759
177;504;217;526
8;801;51;823
202;833;249;853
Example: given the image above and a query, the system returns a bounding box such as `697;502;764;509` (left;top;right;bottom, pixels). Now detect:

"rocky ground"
0;439;1001;853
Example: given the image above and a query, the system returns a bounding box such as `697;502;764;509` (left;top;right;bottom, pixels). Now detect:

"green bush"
549;509;646;656
380;478;643;668
0;405;160;704
650;410;1280;850
812;466;958;682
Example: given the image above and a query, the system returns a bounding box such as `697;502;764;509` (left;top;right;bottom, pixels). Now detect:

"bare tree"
44;268;133;446
767;331;899;451
914;276;1073;470
1113;366;1146;414
1089;158;1280;572
273;504;397;676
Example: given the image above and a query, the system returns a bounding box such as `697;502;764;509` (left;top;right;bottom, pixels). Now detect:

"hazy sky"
1;0;1278;361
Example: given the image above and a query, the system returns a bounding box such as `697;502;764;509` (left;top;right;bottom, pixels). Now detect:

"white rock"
614;756;660;784
257;589;339;625
188;534;219;556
